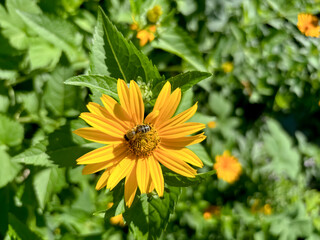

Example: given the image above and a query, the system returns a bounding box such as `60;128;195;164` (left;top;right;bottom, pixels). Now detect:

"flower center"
125;124;160;157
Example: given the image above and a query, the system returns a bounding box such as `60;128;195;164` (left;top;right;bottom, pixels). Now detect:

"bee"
124;124;151;141
136;124;151;133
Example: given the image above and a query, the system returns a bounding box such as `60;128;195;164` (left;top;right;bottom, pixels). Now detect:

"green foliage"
91;8;162;85
1;0;320;239
0;149;22;188
0;115;24;147
124;187;181;240
262;119;300;179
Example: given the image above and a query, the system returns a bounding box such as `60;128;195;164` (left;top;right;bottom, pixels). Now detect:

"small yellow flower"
203;205;221;219
297;13;320;37
136;25;157;46
107;203;125;226
214;150;241;183
318;100;320;106
130;23;139;30
222;62;233;73
147;5;162;23
207;121;216;129
263;204;272;215
74;79;206;207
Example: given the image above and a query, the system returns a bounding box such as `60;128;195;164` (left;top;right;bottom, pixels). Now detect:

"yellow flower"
263;204;272;215
297;13;320;37
203;205;221;219
222;62;233;73
74;79;206;207
147;5;162;23
136;25;157;46
207;121;216;129
130;23;139;30
214;150;241;183
107;203;125;226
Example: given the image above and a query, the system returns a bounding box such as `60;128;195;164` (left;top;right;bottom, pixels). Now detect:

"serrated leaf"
123;186;181;240
152;26;207;71
17;10;85;63
33;167;66;209
152;71;211;95
93;8;162;85
0;114;24;147
0;149;22;188
163;170;215;187
65;74;118;99
12;140;54;167
43;67;80;117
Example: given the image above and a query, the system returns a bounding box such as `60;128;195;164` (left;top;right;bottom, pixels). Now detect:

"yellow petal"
159;122;206;138
125;164;138;207
153;82;171;111
107;156;136;190
154;147;196;178
95;167;114;190
144;110;159;125
136;158;150;194
82;160;118;175
129;80;144;124
155;88;181;125
100;94;133;128
158;103;198;129
80;113;125;138
147;180;155;193
117;79;132;117
76;144;128;164
161;147;203;168
148;155;164;197
73;128;123;144
160;133;206;149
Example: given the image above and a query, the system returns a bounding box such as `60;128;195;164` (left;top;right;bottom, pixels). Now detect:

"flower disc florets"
125;124;160;157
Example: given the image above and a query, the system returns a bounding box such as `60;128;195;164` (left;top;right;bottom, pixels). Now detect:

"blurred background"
1;0;320;239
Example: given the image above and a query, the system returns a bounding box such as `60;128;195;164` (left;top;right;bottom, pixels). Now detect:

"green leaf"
33;167;66;209
17;10;86;64
152;71;211;95
187;144;213;167
8;213;42;240
28;38;61;70
124;186;181;240
12;140;54;167
88;9;109;76
262;119;300;179
46;124;102;167
0;114;24;147
43;67;80;117
152;26;207;71
209;93;233;118
0;149;22;188
92;8;162;85
65;74;118;99
0;0;41;50
163;170;215;187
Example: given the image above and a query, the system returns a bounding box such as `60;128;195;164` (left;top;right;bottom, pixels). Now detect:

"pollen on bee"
125;124;160;157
